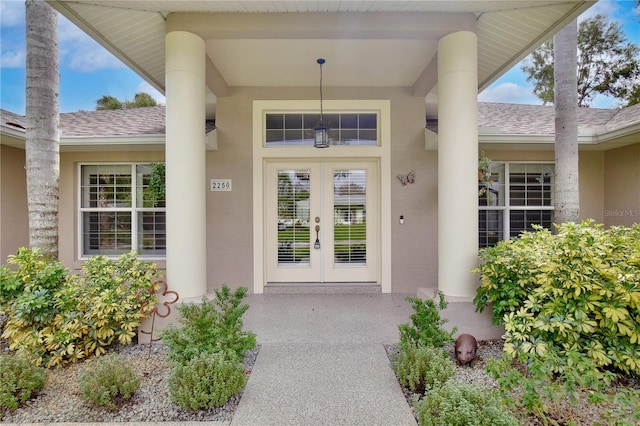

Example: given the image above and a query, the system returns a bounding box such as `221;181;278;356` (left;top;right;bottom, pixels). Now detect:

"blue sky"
1;0;639;114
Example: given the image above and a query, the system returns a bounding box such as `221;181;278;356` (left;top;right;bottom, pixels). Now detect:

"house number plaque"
210;179;232;191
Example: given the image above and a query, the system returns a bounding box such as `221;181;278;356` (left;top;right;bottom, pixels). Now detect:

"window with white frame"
265;112;378;146
479;162;555;248
80;164;166;257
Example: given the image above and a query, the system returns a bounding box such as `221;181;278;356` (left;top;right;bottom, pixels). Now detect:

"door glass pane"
277;170;311;265
334;169;366;264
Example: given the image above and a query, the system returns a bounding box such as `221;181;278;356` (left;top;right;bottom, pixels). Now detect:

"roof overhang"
421;125;640;152
47;1;596;119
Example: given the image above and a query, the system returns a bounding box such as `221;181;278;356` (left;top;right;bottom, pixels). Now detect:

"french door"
265;160;379;283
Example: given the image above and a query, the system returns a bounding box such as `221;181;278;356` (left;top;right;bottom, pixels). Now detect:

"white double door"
265;160;379;284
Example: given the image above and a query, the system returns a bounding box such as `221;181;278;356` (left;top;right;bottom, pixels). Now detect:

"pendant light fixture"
314;58;329;148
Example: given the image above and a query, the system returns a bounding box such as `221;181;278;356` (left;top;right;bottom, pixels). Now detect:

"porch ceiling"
48;1;595;118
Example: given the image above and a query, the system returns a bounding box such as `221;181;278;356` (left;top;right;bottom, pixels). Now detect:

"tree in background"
522;14;640;107
128;92;157;108
96;92;158;110
96;95;123;110
25;0;59;259
554;19;580;224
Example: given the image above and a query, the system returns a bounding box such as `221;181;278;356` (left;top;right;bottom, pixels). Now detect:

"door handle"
314;224;320;249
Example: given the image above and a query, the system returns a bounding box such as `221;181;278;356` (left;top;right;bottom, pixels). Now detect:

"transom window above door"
264;112;378;147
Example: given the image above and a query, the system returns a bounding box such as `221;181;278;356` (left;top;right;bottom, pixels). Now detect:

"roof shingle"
2;103;637;139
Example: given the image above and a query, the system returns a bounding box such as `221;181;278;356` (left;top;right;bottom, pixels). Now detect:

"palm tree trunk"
554;19;579;224
25;0;60;258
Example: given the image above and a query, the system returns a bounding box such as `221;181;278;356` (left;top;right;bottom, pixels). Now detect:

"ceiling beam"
167;11;477;41
412;56;438;97
206;57;230;97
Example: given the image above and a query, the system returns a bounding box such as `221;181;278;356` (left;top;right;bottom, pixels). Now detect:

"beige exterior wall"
604;143;640;227
0;145;28;262
579;151;605;223
211;86;434;293
4;117;636;295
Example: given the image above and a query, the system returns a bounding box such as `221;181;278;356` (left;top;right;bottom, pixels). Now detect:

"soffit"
48;1;594;99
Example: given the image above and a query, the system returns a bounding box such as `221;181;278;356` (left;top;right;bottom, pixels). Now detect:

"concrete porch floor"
241;292;504;343
232;293;416;425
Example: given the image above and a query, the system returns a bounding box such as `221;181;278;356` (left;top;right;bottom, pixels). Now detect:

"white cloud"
137;81;165;105
58;15;125;72
478;82;542;105
0;1;24;27
1;1;25;68
1;49;25;67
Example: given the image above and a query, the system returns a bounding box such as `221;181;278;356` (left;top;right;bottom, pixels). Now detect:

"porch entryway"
231;293;416;425
264;160;380;288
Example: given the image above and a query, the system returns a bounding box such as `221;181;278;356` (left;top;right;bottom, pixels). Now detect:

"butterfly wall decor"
398;170;415;186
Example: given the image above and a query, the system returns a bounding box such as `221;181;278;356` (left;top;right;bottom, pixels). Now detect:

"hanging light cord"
318;58;325;124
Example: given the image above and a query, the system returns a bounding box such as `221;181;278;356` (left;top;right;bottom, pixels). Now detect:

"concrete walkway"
230;293;417;425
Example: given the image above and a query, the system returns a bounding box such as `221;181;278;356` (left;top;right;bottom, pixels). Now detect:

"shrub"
414;382;518;426
392;343;454;395
75;252;159;353
474;221;640;375
78;354;140;408
1;248;159;368
0;247;70;325
0;354;48;412
398;291;456;349
168;351;246;410
486;351;640;426
161;285;256;365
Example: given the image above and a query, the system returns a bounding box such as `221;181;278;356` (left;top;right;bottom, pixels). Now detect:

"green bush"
78;354;140;408
168;351;247;410
398;292;456;349
392;343;454;394
0;248;159;367
486;353;640;426
161;285;256;365
414;382;518;426
75;252;159;352
0;354;48;412
474;221;640;375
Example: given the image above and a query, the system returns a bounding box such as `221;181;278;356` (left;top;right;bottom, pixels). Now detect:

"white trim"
252;99;391;293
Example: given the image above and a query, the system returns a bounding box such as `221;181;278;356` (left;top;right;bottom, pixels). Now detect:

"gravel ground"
4;339;638;425
1;344;259;423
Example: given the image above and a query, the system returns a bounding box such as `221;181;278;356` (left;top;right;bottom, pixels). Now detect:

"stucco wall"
388;96;436;293
207;89;255;291
0;145;28;262
604;143;640;227
579;151;605;223
211;86;436;293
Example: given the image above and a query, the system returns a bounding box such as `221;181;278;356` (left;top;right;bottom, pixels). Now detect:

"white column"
165;31;207;298
437;31;478;298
